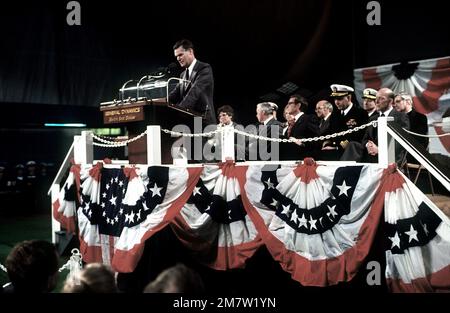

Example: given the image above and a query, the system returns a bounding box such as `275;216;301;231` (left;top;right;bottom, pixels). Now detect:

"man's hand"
366;140;378;156
293;138;304;146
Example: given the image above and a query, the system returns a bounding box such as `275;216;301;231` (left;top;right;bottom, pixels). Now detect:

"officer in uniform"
329;84;368;152
362;88;378;118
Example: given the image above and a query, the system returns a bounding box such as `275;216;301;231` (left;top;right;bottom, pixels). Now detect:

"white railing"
48;118;448;243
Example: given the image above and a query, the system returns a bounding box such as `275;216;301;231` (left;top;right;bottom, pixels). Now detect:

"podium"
100;98;202;164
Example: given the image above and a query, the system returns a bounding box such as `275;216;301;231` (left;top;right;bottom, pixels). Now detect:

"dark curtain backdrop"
0;0;449;122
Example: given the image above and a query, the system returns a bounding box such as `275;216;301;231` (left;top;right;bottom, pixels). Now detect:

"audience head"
15;164;25;176
5;240;59;293
143;263;204;294
62;263;118;293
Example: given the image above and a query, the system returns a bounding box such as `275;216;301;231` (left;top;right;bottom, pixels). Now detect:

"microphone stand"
120;80;134;103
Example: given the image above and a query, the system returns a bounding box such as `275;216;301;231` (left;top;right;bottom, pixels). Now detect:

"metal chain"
232;120;377;143
95;135;128;141
161;128;221;138
91;120;377;148
92;131;147;147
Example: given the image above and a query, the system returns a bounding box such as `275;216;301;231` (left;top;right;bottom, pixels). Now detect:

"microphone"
166;62;178;74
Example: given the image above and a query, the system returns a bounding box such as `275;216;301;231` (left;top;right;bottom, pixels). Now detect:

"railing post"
377;116;395;168
221;126;235;162
51;184;61;243
74;131;93;164
147;125;161;165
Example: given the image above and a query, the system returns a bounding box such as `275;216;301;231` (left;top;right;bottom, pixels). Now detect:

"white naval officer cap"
330;84;354;97
362;88;377;100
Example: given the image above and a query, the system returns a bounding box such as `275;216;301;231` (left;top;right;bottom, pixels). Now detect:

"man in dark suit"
315;100;342;160
315;100;334;135
248;102;283;160
169;39;216;125
394;92;428;149
280;95;319;161
341;87;410;163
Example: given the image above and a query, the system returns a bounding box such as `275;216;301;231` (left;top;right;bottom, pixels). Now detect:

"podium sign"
102;102;145;124
99;98;193;164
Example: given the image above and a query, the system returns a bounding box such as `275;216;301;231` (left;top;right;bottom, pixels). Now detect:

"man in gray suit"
169;39;216;125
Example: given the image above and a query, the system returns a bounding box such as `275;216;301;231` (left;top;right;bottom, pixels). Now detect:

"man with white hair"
251;102;283;160
394;92;428;149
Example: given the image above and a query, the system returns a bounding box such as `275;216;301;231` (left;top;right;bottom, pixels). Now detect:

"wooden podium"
100;98;200;164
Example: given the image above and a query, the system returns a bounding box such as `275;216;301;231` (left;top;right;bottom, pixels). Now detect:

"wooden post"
74;131;93;164
221;126;235;162
377;116;395;168
51;184;61;243
147;125;162;165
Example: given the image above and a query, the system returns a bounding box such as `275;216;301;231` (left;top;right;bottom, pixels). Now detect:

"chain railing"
91;121;378;148
161;128;221;138
92;131;148;147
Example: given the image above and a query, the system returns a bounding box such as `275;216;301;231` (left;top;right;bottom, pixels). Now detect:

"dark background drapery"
0;0;449;162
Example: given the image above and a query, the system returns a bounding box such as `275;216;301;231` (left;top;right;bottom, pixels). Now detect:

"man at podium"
168;39;216;126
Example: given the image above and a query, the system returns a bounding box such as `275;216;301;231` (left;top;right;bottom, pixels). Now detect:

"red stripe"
52;199;76;234
387;263;450;293
88;162;103;182
220;160;239;178
52;199;60;221
379;164;404;193
413;58;450;114
109;236;115;264
171;212;262;270
111;167;203;273
70;164;81;203
293;158;319;183
236;165;386;286
78;235;103;264
123;167;139;180
362;68;383;90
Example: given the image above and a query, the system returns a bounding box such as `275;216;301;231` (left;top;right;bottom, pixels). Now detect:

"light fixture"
44;123;87;127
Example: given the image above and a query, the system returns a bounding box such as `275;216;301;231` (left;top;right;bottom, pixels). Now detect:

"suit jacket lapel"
189;62;199;83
